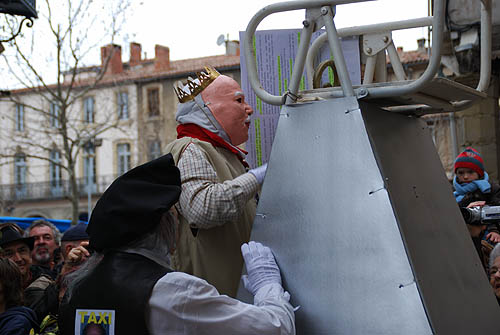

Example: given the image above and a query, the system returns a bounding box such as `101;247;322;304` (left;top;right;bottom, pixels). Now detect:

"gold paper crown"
173;66;221;103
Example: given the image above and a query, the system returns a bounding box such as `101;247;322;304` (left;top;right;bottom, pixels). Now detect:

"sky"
126;0;430;61
0;0;430;88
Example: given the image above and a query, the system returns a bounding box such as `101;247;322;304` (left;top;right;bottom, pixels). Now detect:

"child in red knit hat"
453;147;500;268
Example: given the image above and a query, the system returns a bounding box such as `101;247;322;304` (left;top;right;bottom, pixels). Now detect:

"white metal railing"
243;0;492;111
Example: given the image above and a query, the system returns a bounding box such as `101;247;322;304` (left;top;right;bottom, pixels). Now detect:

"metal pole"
87;150;91;219
363;55;376;84
476;0;492;92
286;20;314;104
386;42;407;81
306;16;433;86
86;141;93;219
244;0;373;105
449;113;458;159
321;6;354;97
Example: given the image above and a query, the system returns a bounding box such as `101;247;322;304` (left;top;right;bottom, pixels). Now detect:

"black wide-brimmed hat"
87;153;181;252
0;226;35;250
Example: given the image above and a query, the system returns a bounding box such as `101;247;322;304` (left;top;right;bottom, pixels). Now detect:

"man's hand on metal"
249;163;268;184
241;241;281;295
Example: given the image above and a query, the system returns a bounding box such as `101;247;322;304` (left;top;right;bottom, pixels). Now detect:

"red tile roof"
389;49;430;65
11;54;241;94
11;47;428;94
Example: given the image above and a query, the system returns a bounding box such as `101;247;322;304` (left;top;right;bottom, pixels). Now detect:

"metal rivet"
303;20;310;27
383;36;389;43
320;7;328;15
365;47;372;54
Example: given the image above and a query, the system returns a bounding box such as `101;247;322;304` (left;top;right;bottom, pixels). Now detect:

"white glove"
241;241;281;296
248;163;268;184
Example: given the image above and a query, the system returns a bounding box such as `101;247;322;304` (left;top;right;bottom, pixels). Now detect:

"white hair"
490;243;500;269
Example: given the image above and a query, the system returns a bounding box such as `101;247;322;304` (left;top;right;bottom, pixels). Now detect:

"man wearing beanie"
59;154;295;335
165;66;267;297
60;222;89;262
453;147;500;268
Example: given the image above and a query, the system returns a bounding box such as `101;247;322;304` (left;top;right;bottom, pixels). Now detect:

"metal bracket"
0;16;34;43
304;7;326;32
362;31;392;56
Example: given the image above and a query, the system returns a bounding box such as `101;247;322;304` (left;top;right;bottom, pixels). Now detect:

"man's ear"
64;244;74;259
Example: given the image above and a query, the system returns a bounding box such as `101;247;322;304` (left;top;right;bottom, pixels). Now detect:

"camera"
459;205;500;225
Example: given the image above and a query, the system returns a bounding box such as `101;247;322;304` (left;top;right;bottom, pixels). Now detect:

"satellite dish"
216;34;226;46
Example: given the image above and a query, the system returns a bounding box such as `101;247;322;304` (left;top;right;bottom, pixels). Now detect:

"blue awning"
0;216;87;233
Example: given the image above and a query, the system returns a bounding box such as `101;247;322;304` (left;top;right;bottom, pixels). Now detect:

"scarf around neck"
177;123;249;168
453;171;491;203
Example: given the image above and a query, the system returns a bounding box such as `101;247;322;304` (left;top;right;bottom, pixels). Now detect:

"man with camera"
454;147;500;270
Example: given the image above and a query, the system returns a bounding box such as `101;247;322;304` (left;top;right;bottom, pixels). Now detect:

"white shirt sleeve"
146;272;295;335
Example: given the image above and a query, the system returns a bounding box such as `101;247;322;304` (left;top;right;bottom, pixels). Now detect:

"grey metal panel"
245;97;432;334
360;102;500;333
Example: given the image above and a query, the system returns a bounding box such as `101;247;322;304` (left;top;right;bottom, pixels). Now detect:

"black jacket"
59;251;170;335
0;306;39;335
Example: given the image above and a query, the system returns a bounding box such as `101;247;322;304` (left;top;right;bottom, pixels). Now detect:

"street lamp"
83;138;102;219
0;0;37;53
0;0;37;18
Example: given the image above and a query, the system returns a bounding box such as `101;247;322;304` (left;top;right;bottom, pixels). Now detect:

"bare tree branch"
0;0;133;224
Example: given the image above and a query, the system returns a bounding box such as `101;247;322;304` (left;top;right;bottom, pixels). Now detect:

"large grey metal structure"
239;0;500;333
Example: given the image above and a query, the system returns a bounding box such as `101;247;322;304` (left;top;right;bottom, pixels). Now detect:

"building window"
147;88;160;117
84;97;95;123
117;143;131;175
15;104;24;132
84;145;97;189
50;102;60;128
117;92;129;120
14;153;27;197
148;140;162;160
50;150;62;194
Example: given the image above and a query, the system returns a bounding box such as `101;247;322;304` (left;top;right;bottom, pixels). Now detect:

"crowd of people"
0;67;292;335
0;66;499;334
0;220;89;333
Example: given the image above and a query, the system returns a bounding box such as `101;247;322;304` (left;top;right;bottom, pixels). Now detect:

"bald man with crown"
166;67;267;297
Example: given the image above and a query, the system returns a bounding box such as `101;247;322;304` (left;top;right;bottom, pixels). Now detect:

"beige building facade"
1;36;498;220
0;42;240;220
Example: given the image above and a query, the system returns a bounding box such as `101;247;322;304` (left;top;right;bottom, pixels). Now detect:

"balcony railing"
0;175;116;202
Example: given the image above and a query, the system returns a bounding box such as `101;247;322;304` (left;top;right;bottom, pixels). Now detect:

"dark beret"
87;153;181;252
61;222;89;242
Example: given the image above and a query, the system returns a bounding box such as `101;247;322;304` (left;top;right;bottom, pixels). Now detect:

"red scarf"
177;123;249;168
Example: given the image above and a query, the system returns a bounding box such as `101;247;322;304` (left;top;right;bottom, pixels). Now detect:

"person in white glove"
241;240;281;294
61;156;294;334
147;240;295;334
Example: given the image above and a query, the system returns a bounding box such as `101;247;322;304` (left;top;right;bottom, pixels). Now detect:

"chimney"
397;46;404;54
417;38;426;52
101;44;123;75
130;42;142;66
225;40;240;56
154;44;170;71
